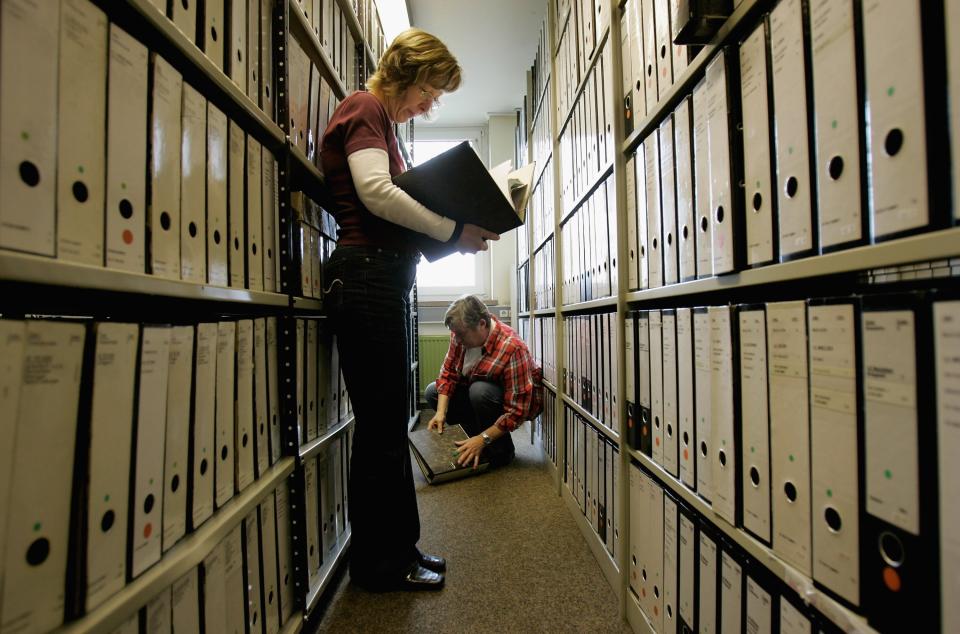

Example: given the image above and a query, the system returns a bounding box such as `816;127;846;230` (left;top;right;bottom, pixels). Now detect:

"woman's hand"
456;223;500;254
454;436;485;469
427;412;446;433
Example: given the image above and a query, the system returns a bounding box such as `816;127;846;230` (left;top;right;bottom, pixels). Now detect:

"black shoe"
396;564;445;591
418;551;446;573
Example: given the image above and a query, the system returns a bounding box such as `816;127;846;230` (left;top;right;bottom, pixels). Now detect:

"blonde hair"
444;295;490;331
367;28;462;99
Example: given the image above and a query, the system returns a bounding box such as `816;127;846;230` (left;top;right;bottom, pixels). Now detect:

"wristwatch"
481;432;493;446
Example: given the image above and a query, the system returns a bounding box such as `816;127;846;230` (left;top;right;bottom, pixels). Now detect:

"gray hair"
443;295;491;330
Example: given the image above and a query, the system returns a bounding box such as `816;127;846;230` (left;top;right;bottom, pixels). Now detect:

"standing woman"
320;28;498;591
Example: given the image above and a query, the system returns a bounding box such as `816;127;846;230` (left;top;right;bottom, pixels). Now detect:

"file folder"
254;319;270;478
223;524;246;634
148;55;183;279
935;299;960;634
738;305;771;544
295;320;304;443
705;49;744;274
105;25;148;274
236;320;256;492
709;305;739;527
262;153;278;292
719;543;744;634
275;484;294;624
678;502;697;634
56;0;107;267
861;294;937;628
662;310;680;478
809;298;862;609
739;19;776;267
620;5;636;135
745;563;775;634
0;0;59;256
692;78;713;278
130;326;172;579
267;318;282;464
629;462;643;602
192;323;218;529
671;0;731;45
260;0;275;121
654;0;674;101
779;592;813;634
260;494;281;634
770;0;817;261
207;103;229;286
306;320;319;442
228;0;247;92
766;300;811;575
660;117;680;286
85;323;138;611
626;154;640;290
163;326;194;553
674;97;697;282
642;0;659;114
638;312;653;457
698;521;719;634
663;492;680;634
215;321;237;508
677;307;696;489
202;0;225;71
625;313;640;450
180;84;207;283
143;587;171;633
305;458;321;585
247;0;260;106
171;0;197;42
809;0;867;252
644;136;664;289
0;321;23;589
693;307;712;501
228;121;246;288
950;3;960;225
861;0;948;240
171;567;200;632
243;510;264;634
246;139;265;291
650;310;665;467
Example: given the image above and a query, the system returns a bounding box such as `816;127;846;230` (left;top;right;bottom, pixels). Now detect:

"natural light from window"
413;140;481;295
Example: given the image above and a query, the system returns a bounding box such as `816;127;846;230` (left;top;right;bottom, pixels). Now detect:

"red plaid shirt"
436;316;544;432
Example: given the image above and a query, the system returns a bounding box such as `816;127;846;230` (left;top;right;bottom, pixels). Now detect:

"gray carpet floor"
308;417;632;634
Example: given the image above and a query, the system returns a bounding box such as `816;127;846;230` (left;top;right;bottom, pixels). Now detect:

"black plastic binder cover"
409;424;489;484
393;142;523;262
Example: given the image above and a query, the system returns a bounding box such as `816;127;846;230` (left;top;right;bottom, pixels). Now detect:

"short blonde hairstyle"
444;295;490;331
367;28;462;99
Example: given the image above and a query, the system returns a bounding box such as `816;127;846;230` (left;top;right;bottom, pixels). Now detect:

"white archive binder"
738;306;771;545
215;321;237;508
162;325;194;553
207;103;230;287
148;55;183;280
235;320;256;492
192;322;218;529
180;84;207;283
228;121;246;288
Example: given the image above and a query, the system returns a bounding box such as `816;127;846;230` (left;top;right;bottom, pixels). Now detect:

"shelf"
559;159;614;225
304;527;352;618
62;458;296;634
300;416;355;462
292;296;324;312
624;227;960;305
560;393;619;444
279;612;304;634
560;296;618;313
557;26;611;140
621;0;767;156
125;0;285;151
533;149;553;186
533;306;556;317
0;250;289;307
334;0;377;72
543;379;558;393
561;484;621;594
628;449;877;634
533;231;555;256
288;0;349;100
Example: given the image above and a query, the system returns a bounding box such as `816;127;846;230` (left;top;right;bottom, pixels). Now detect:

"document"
629;464;643;604
674;97;697;282
698;525;719;634
625;313;639;449
641;0;659;113
260;0;275;121
203;0;224;70
305;457;321;584
131;326;172;578
171;0;197;42
678;507;697;633
662;310;680;477
677;308;696;489
766;301;811;575
409;425;490;484
650;310;665;467
275;484;295;624
626;155;640;290
694;307;712;501
809;0;865;251
254;319;270;478
306;320;318;441
180;84;207;283
163;325;195;553
267;318;282;464
56;0;107;266
144;588;171;634
235;320;256;492
246;139;264;291
745;572;773;634
215;321;237;508
810;300;862;608
192;323;218;529
663;493;679;634
0;321;23;598
228;121;246;288
935;300;960;634
644;135;663;289
85;323;138;612
739;306;771;544
247;0;260;106
720;547;744;634
260;494;281;634
204;540;229;634
243;510;264;634
706;51;742;274
638;312;653;457
148;54;183;279
392;142;535;262
0;0;58;256
1;321;84;634
739;20;776;267
207;103;229;286
171;568;200;633
709;305;739;527
228;0;246;92
105;25;148;274
262;152;279;292
692;77;712;278
654;0;674;100
223;524;246;634
780;595;813;634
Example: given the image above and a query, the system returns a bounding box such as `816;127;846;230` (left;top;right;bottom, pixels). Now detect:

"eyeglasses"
417;86;442;111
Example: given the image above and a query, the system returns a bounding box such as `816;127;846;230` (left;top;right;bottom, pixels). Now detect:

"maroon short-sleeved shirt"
320;91;412;251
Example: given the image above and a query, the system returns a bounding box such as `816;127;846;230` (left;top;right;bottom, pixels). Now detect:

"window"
412;137;489;299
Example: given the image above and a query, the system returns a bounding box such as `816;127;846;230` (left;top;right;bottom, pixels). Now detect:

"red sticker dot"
122;229;134;245
655;437;660;446
143;523;152;538
883;567;901;592
641;588;646;598
684;449;689;461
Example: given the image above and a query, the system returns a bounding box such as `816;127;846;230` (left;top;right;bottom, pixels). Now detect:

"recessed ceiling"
408;0;547;128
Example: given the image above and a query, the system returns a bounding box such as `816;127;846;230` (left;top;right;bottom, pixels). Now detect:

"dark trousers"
424;380;516;464
325;245;420;582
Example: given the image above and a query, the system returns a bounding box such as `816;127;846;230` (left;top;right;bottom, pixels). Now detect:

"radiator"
417;335;450;400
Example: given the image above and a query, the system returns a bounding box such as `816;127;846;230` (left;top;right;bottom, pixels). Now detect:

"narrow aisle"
311;419;631;633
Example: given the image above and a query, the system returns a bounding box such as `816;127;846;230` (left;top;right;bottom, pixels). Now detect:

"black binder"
393;141;533;262
408;424;489;484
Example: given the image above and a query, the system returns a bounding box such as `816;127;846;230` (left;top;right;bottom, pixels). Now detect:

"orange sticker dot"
883;567;901;592
654;606;659;616
122;229;134;245
655;438;660;447
641;588;646;598
683;449;689;461
143;523;152;538
642;427;648;436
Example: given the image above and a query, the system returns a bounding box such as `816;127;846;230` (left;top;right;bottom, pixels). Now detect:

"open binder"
393;141;535;262
409;424;489;484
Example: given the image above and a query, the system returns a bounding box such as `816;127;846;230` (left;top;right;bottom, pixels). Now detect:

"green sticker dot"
33;522;42;532
149;478;154;485
202;447;207;454
121;182;127;190
756;180;761;188
104;494;110;502
21;131;29;141
884;469;893;479
788;146;794;155
887;86;895;97
789;454;795;462
173;462;177;468
826;489;833;498
831;120;838;129
78;165;85;174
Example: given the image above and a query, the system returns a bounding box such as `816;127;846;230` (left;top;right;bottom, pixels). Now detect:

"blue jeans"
424;381;516;465
325;245;420;582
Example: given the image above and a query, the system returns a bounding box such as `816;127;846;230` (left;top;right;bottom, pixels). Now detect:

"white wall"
487;113;519;305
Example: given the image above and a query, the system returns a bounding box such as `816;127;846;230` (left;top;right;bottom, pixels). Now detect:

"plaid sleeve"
494;349;539;432
435;333;463;396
